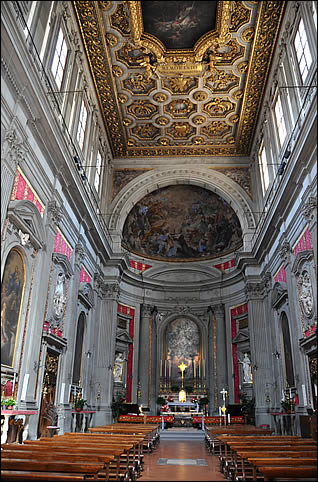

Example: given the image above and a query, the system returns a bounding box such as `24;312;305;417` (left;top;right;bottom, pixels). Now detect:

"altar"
166;402;202;427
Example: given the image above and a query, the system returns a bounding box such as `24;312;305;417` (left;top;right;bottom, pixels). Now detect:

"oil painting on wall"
165;317;200;387
141;1;217;50
1;249;25;367
122;184;243;261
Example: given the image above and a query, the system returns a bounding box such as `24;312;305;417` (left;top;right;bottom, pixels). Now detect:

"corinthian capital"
245;281;264;300
279;240;291;261
302;196;317;222
2;128;27;169
47;201;63;227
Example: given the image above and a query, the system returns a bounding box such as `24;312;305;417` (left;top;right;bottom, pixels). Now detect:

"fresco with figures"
1;249;25;367
122;184;242;261
141;1;217;50
165;317;200;387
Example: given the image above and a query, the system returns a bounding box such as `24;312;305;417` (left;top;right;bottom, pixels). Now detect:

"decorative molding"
47;201;63;227
7;199;46;250
52;252;74;279
302;196;317;222
245;281;264;300
78;281;95;309
271;281;288;309
279;240;291;261
75;242;85;266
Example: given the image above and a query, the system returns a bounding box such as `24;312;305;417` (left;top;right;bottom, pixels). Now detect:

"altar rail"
192;415;245;428
118;415;174;427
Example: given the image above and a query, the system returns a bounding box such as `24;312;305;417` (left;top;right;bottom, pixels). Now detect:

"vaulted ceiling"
73;1;285;160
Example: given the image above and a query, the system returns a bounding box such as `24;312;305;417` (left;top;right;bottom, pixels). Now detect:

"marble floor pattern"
139;437;226;481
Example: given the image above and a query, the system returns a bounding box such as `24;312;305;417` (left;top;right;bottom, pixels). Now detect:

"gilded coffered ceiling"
73;1;285;159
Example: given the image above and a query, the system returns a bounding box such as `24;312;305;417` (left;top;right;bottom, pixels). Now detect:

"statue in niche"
299;271;314;318
53;272;66;320
239;353;252;384
114;353;124;382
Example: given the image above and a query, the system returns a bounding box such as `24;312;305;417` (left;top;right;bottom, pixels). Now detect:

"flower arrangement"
4;398;16;409
281;399;294;413
74;398;87;411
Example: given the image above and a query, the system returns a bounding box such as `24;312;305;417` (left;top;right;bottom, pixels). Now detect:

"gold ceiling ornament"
168;122;194;139
205;69;239;93
131;123;159;139
127;138;135;146
153;92;168;103
193;91;209;102
237;61;249;73
98;1;112;11
233;89;244;100
127;100;158;119
158;137;170;146
229;114;240;124
192;136;204;145
203;97;235;116
110;2;130;35
201;121;232;138
118;93;128;104
112;65;124;77
123;117;133;126
105;33;118;47
229;0;252;32
163;76;197;94
192;115;206;126
122;72;155;94
155;116;169;126
241;26;255;43
166;99;194;117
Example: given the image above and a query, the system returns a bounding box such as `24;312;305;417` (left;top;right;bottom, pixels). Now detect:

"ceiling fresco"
73;1;285;159
121;184;243;261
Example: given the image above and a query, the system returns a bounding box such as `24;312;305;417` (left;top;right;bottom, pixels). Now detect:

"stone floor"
139;429;226;481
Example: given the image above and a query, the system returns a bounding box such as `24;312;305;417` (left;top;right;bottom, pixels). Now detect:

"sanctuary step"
160;428;205;440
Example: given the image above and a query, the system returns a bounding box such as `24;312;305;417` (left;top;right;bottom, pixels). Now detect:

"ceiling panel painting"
122;184;243;261
73;1;285;159
141;1;218;50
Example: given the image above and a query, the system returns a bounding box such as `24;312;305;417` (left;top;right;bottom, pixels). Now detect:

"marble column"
213;304;227;407
207;307;215;414
138;304;153;409
93;276;120;426
1;129;26;237
302;196;317;268
245;281;272;426
57;239;84;434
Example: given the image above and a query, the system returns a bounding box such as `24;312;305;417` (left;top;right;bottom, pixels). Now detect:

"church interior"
1;1;317;479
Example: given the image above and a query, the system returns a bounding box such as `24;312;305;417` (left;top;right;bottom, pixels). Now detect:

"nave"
139;428;225;481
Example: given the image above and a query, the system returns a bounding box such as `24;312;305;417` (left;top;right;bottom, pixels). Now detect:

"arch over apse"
109;166;256;254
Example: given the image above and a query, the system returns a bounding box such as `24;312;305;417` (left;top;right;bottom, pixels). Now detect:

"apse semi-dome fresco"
122;185;243;261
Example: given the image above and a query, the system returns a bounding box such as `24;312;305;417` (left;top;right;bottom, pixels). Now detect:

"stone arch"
109;166;256;252
157;310;208;388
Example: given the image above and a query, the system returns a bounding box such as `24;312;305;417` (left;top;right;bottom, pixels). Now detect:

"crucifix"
220;387;228;424
178;361;187;389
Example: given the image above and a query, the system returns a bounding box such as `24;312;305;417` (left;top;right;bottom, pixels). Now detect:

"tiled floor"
139;439;226;481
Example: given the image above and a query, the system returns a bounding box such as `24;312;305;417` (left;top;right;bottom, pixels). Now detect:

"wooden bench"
1;459;104;482
257;466;317;481
247;458;317;482
21;439;138;480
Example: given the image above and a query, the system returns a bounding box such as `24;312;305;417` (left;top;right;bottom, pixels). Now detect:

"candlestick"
203;359;205;379
199;359;201;378
289;388;292;399
160;360;162;377
219;406;221;416
169;360;171;378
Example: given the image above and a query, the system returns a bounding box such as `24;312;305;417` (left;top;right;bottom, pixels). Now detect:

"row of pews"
1;422;160;481
205;425;317;481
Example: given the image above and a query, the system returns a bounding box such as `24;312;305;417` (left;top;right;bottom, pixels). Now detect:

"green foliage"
4;398;16;407
281;400;293;412
111;392;126;421
198;397;209;406
74;398;87;410
239;391;255;423
156;396;166;406
184;386;193;394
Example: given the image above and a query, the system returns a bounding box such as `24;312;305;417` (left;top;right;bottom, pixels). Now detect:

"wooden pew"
247;458;317;482
1;459;104;482
22;439;137;480
257;466;317;481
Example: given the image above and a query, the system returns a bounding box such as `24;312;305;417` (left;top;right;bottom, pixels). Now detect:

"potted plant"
156;396;166;415
111;393;126;422
239;391;255;424
4;398;16;409
198;397;209;415
281;399;293;413
1;399;5;408
74;398;87;412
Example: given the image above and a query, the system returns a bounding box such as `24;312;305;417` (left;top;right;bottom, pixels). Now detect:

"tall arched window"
72;312;86;385
1;248;25;368
281;312;295;387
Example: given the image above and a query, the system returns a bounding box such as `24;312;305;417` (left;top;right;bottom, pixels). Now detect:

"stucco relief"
299;271;314;319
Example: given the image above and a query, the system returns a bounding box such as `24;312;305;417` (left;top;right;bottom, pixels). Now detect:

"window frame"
76;98;88;152
258;142;270;195
293;18;313;85
94;149;103;193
